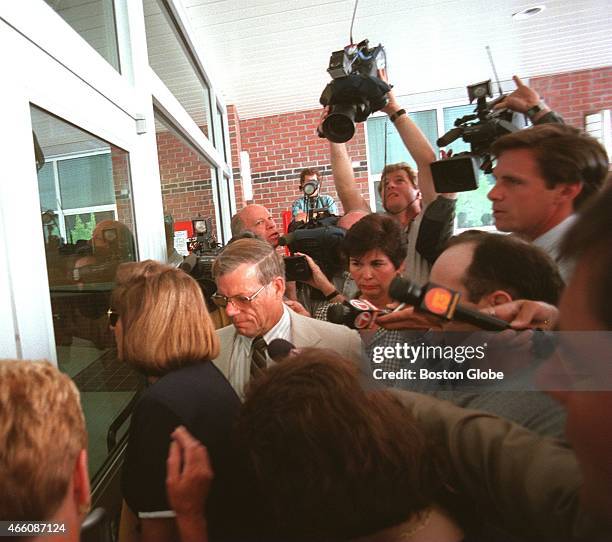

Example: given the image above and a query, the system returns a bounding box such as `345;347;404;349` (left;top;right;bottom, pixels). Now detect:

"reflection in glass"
43;0;121;72
144;0;212;138
154;114;219;249
31;105;141;478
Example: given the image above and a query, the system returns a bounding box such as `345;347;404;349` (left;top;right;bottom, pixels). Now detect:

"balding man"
230;204;280;247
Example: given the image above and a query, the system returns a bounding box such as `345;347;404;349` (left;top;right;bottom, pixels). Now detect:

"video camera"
281;214;346;281
319;39;391;143
182;217;223;305
430;80;526;193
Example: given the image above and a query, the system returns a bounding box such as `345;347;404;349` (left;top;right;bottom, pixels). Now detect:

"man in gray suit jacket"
211;238;363;399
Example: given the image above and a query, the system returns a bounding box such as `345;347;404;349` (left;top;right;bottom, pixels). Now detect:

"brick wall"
155;130;217;238
530;66;612;128
227;107;370;228
152;67;611;240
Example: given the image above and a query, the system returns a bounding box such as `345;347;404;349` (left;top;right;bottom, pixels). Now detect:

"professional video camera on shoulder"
431;80;527;193
319;39;391;143
281;214;346;283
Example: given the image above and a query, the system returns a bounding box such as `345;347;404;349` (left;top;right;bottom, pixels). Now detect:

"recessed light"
512;5;546;20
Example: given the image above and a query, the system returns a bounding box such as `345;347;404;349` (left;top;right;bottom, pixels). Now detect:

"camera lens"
322;104;357;143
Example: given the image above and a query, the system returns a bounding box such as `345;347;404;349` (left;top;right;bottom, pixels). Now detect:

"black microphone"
388;277;557;357
267;338;297;362
388;277;510;331
327;299;379;330
278;232;293;247
436;126;464;147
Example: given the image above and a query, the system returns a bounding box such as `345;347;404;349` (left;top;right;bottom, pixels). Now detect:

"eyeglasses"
107;308;120;327
211;283;269;309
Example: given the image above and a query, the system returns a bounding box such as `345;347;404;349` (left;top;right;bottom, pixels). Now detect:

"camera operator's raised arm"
328;138;370;212
377;71;454;205
493;75;557;124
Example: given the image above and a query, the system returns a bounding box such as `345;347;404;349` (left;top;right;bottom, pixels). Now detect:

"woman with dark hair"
112;261;242;542
341;212;407;310
305;213;429;373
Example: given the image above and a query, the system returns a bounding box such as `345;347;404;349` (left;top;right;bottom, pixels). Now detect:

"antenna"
349;0;359;45
485;45;503;96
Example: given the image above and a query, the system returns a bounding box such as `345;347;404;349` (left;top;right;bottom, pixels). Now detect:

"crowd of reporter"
1;76;611;542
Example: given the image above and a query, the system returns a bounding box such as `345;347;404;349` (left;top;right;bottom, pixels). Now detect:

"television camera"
430;80;527;193
319;39;391;143
181;217;222;304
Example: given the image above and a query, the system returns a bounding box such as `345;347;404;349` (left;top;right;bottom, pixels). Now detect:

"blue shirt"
291;194;338;217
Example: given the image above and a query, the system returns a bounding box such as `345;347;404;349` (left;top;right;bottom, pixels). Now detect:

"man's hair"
230;212;246;237
299;167;321;187
213;238;284;284
560;182;612;328
236;349;447;539
111;260;219;376
0;360;87;521
342;213;407;269
491;124;609;210
447;231;563;305
378;162;418;195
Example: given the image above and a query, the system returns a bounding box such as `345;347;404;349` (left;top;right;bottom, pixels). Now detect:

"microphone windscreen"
327;303;349;325
388;277;421;305
267;338;296;362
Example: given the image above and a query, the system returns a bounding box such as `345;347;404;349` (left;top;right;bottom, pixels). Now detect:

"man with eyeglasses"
211;237;363;399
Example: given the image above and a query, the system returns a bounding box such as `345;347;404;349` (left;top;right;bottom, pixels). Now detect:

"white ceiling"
177;0;612;119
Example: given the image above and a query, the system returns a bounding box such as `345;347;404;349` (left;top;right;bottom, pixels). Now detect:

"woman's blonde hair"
111;261;219;376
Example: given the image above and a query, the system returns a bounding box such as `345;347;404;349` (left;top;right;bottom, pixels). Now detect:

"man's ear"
483;290;513;307
557;182;583;204
272;276;286;298
73;449;91;518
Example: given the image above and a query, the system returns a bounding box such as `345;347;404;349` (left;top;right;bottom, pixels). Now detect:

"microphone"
388;277;510;331
267;338;298;362
388;277;557;358
436;127;464;147
278;232;295;247
327;299;380;330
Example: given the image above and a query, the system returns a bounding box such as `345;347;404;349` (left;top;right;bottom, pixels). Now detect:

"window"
38;150;118;244
154;113;221;256
32;105;140;478
144;0;212;139
366;102;497;228
43;0;121;72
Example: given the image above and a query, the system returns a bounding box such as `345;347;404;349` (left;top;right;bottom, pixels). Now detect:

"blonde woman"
113;261;241;542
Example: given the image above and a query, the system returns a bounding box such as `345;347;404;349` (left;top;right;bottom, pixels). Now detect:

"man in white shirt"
211;238;363;399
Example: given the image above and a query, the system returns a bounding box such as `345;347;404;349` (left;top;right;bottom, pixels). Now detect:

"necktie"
250;336;268;379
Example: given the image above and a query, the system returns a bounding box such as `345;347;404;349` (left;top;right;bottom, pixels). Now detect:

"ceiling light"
512;5;546;20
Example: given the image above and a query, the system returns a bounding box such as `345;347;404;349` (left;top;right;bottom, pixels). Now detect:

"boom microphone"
436;126;464;148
